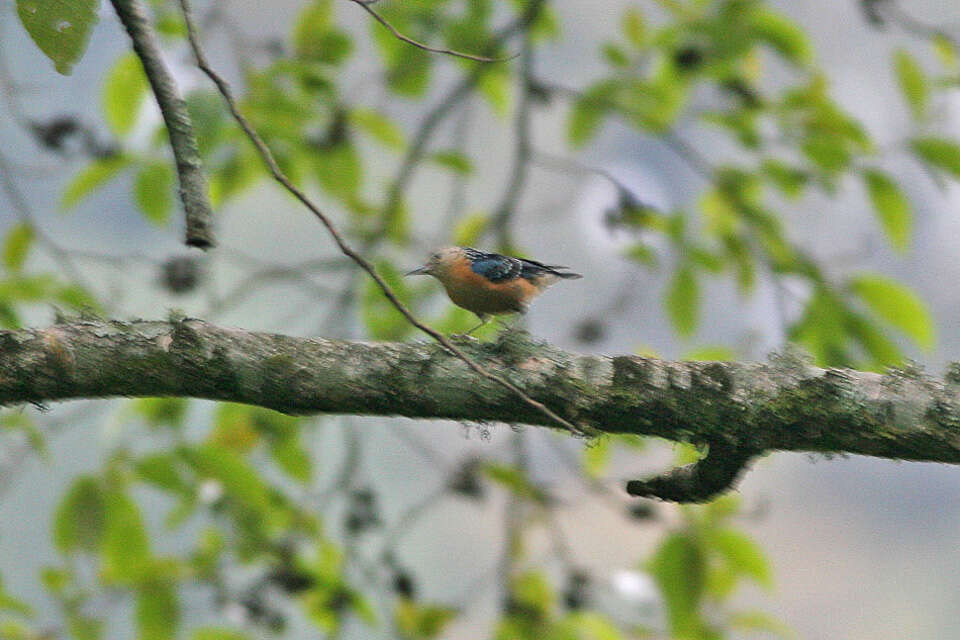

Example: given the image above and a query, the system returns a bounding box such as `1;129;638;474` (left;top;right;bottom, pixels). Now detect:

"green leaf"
748;9;812;66
0;413;45;457
156;11;186;39
429;151;473;175
67;614;103;640
61;156;131;210
136;454;191;495
53;476;106;554
709;528;773;589
294;0;332;50
0;619;35;640
933;35;958;71
210;403;261;453
665;266;699;337
185;444;271;514
622;8;646;47
56;283;99;310
134;162;175;225
131;398;189;430
372;22;432;96
863;170;912;252
559;612;623;640
394;599;457;639
2;223;35;272
760;160;808;200
136;582;178;640
350;108;405;149
16;0;99;75
850;274;935;350
453;212;489;246
582;438;611;479
0;575;33;617
478;69;511;117
101;489;151;582
209;147;259;207
911;137;960;179
294;0;353;64
568;82;616;147
847;310;904;368
103;52;149;136
648;533;706;638
483;464;546;503
894;49;928;120
315;143;362;201
40;567;70;593
601;43;630;67
510;572;554;616
185;91;227;156
270;433;313;484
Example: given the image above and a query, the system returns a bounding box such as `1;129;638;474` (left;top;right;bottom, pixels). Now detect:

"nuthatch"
406;247;582;333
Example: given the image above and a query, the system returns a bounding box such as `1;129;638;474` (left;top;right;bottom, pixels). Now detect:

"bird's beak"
405;265;430;276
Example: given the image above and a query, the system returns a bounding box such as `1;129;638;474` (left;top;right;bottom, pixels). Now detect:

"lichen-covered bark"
2;318;960;478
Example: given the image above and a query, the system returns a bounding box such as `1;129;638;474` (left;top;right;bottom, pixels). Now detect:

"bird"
405;247;582;334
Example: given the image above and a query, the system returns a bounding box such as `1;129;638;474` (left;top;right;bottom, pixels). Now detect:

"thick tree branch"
110;0;214;249
4;319;960;501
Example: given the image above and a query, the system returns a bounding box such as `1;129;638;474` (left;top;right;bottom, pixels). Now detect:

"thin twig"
109;0;215;249
884;1;960;47
346;0;513;63
489;35;534;250
533;150;637;196
176;0;588;438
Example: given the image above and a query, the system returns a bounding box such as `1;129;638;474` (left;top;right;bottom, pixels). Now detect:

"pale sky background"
1;0;960;638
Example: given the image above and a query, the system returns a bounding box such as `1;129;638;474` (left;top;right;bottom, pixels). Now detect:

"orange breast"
439;259;541;315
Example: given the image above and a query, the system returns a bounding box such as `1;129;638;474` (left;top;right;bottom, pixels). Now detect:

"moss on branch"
2;319;960;501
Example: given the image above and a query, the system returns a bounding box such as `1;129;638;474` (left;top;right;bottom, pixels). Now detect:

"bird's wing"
519;257;574;279
465;250;523;283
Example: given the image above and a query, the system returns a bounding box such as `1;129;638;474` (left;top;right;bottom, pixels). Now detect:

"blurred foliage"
3;0;959;638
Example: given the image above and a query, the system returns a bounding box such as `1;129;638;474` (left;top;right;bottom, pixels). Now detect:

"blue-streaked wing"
469;255;522;282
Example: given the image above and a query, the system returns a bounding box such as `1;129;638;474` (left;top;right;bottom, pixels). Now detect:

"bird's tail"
554;271;582;279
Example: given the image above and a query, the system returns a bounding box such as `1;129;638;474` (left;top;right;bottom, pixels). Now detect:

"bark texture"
3;319;960;500
110;0;214;248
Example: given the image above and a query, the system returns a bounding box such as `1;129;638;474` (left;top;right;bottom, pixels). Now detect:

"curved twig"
176;0;588;438
347;0;514;63
626;441;759;503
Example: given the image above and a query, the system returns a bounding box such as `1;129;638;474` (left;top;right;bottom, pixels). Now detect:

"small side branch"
109;0;214;249
346;0;512;63
626;442;758;503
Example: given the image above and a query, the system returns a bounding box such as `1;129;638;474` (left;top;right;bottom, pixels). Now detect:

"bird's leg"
463;314;489;336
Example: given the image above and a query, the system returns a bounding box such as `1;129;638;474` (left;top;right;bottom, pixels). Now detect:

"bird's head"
405;247;463;278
